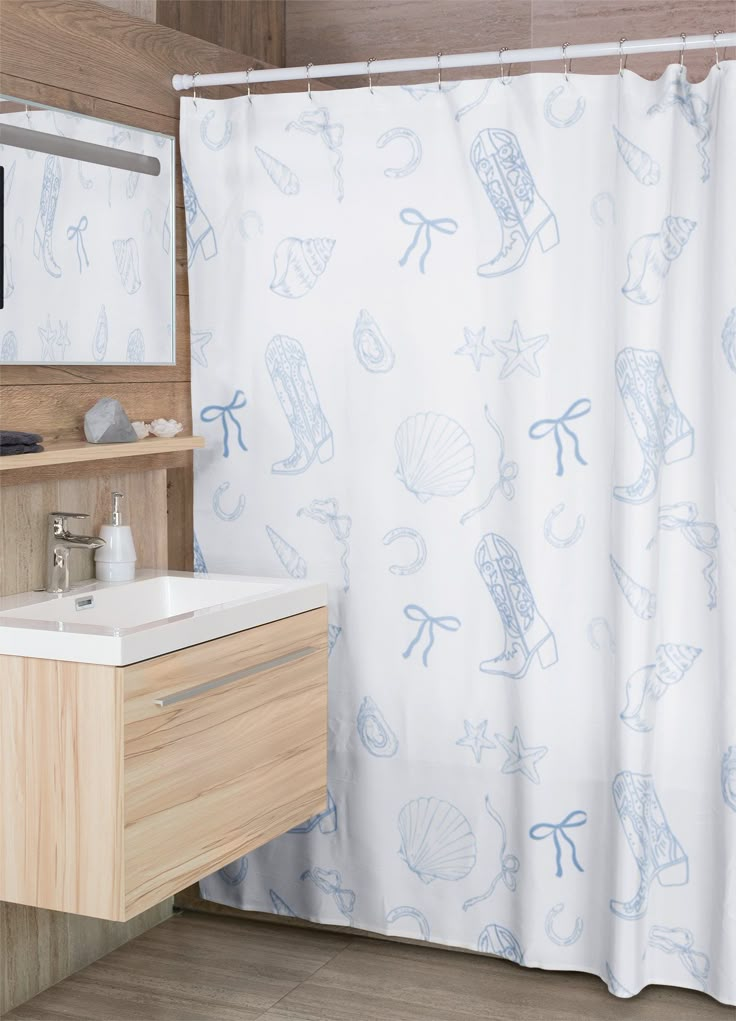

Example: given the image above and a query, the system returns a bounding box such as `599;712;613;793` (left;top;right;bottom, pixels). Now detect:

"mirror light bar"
0;124;161;176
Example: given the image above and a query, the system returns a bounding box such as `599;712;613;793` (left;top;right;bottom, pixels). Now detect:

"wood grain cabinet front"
0;607;328;921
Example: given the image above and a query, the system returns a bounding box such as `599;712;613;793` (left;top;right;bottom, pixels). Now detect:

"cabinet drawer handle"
154;646;317;707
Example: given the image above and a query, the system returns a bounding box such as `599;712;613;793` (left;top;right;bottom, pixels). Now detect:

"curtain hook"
562;42;570;82
713;29;723;70
499;46;512;84
367;57;376;95
679;33;687;73
246;66;253;105
191;70;200;110
437;51;442;91
306;62;313;101
619;37;627;77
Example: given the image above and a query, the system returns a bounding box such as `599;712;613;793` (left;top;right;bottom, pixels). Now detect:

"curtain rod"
172;32;735;91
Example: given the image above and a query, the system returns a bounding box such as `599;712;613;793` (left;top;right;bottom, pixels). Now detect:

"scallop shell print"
398;797;477;883
255;147;300;196
478;924;524;964
395;412;475;502
612;126;661;185
270;237;335;299
722;307;736;373
622;216;695;305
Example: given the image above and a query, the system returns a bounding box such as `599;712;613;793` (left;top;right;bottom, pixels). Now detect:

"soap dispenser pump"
95;491;137;582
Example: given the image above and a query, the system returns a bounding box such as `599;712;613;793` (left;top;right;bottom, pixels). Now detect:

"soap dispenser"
95;491;137;582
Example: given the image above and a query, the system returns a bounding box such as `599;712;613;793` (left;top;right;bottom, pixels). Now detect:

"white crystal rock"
149;418;183;438
131;421;151;439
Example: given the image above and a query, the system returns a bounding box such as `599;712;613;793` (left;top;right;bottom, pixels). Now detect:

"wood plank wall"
285;0;736;88
0;1;287;1011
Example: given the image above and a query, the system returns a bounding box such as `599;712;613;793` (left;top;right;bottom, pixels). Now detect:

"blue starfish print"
455;327;494;371
191;330;212;368
495;726;548;783
456;719;496;763
493;321;549;379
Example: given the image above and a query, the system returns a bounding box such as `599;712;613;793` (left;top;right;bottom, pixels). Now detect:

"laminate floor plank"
4;910;732;1021
258;937;732;1021
4;914;352;1021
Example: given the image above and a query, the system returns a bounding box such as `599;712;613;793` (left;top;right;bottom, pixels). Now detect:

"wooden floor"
4;911;732;1021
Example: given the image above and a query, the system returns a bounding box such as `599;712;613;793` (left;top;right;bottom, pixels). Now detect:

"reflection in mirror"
0;96;175;364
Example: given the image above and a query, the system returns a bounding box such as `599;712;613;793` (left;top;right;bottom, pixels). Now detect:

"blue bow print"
402;604;461;667
200;390;248;458
529;398;592;476
529;810;588;877
301;867;355;919
66;216;89;271
399;208;458;274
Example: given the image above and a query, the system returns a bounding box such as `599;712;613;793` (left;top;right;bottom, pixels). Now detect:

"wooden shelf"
0;436;205;473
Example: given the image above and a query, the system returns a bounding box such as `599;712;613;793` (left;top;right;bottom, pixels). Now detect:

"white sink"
0;570;327;665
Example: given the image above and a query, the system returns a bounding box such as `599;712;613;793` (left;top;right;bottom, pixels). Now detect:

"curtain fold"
181;63;735;1004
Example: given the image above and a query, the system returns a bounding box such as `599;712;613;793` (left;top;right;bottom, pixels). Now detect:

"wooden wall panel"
157;1;286;67
285;0;735;87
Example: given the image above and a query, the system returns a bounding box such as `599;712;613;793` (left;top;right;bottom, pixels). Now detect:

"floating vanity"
0;571;328;921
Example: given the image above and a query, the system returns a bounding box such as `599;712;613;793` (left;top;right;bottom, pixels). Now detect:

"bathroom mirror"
0;95;175;364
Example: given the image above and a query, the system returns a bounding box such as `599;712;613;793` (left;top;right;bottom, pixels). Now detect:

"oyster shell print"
255;147;300;196
354;309;395;373
478;924;524;964
398;797;477;883
395;412;475;502
270;236;335;299
357;696;399;757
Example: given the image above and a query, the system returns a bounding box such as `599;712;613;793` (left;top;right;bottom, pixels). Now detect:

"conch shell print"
622;216;695;306
612;126;660;185
270;236;335;299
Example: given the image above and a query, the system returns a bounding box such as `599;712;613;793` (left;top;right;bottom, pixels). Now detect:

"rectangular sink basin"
0;570;327;665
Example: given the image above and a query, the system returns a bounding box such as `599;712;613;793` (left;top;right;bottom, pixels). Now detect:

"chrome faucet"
46;512;106;594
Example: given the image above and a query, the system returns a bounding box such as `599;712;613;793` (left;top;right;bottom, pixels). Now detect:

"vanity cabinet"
0;608;328;921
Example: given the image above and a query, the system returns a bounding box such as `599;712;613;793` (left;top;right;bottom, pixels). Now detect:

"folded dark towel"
0;444;44;456
0;430;43;446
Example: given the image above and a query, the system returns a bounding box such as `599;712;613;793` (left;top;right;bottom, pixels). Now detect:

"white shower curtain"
180;63;735;1004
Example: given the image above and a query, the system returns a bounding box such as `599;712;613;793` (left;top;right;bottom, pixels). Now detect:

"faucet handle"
48;511;89;533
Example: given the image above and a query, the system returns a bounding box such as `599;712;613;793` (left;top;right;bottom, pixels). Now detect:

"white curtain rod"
172;32;735;92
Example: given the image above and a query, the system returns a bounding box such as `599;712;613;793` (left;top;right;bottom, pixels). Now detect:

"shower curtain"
180;62;735;1004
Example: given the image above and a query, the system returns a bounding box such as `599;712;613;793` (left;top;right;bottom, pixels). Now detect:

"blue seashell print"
477;924;524;964
612;126;660;184
113;238;142;294
610;555;656;620
398;797;476;884
622;216;696;305
255;147;299;195
327;624;342;657
265;525;307;579
353;310;395;372
270;237;335;299
1;330;18;361
126;328;145;363
395;412;474;502
357;696;399;757
722;307;736;373
620;643;701;733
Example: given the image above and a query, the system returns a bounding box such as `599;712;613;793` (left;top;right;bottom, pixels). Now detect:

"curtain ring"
619;37;627;77
367;57;376;94
562;42;570;82
191;70;200;110
499;46;512;84
437;51;442;91
713;29;723;70
679;33;687;73
306;62;313;100
246;66;253;105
